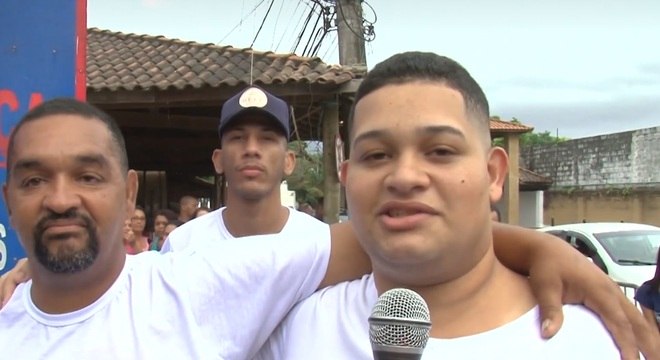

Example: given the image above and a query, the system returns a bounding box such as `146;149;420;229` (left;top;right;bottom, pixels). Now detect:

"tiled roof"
520;167;553;186
490;118;533;133
86;28;360;92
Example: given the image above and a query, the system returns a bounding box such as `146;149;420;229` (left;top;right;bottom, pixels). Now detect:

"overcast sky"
88;0;660;139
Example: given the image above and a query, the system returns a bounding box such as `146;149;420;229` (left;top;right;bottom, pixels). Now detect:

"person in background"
122;219;140;254
149;209;171;251
152;223;179;252
130;206;149;242
635;248;660;332
127;209;149;254
164;223;178;239
194;207;211;218
177;195;198;223
299;203;315;217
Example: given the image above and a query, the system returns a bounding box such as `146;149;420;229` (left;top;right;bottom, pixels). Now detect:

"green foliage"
285;141;324;205
492;117;570;147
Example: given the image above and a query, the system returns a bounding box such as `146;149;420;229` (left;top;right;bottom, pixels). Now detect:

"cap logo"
238;87;268;109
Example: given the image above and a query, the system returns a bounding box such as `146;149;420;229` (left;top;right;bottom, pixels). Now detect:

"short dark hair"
349;52;491;144
6;98;129;178
154;208;178;222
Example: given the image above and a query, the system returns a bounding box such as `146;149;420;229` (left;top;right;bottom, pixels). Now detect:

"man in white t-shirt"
162;85;585;296
0;92;655;358
161;84;315;253
159;85;371;289
159;87;639;346
0;98;353;359
256;52;626;359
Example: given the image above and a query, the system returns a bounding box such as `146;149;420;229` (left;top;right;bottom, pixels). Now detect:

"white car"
539;222;660;288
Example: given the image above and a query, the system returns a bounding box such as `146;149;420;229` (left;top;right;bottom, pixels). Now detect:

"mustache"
35;209;94;235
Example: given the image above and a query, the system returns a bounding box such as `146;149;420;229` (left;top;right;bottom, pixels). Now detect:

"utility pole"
321;0;368;223
336;0;366;67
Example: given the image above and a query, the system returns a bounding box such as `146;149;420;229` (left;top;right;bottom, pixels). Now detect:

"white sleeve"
158;221;193;254
159;237;173;253
171;222;331;360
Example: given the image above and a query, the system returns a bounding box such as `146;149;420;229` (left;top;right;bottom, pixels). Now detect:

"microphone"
368;288;432;360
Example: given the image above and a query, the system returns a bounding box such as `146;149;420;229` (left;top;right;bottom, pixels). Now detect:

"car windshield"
594;230;660;265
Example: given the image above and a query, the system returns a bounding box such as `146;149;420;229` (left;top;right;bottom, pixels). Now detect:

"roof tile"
87;28;361;92
490;117;534;133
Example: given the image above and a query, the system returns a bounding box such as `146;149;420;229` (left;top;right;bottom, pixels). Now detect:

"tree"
285;141;324;206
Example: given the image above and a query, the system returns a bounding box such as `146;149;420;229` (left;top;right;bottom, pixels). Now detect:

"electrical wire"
320;32;338;61
250;0;276;48
336;0;375;42
275;0;304;52
218;0;268;44
336;0;365;41
301;8;324;56
269;0;287;49
291;2;317;53
309;27;328;57
362;1;377;26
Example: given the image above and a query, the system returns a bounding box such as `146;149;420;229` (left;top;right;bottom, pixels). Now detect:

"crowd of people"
121;197;211;254
0;51;657;359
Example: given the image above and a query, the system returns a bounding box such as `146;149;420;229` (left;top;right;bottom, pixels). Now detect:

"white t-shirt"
257;274;621;360
162;206;309;252
0;219;330;360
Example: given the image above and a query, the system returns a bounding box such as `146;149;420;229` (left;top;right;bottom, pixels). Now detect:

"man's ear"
212;149;224;175
283;149;296;177
125;170;139;219
487;147;509;204
339;161;349;187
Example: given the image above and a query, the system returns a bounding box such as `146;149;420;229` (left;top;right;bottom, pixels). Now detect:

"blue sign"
0;0;87;274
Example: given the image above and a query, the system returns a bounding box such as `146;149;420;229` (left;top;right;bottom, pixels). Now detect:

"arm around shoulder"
319;221;371;290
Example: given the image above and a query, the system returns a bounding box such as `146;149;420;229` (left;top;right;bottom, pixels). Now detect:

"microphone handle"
373;350;423;360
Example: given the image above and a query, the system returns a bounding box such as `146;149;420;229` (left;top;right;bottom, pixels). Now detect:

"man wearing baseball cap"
218;85;291;140
161;85;319;252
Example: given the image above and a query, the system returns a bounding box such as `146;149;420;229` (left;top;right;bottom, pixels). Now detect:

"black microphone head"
368;288;431;359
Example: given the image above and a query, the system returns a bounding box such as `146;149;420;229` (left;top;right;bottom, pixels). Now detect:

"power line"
275;0;304;52
291;3;317;53
269;0;287;49
301;7;324;56
218;0;268;44
309;28;328;57
336;0;375;42
250;0;276;48
320;32;337;61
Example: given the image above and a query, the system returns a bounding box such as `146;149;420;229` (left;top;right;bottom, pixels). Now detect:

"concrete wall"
521;126;660;226
522;126;659;188
544;190;660;227
520;191;544;228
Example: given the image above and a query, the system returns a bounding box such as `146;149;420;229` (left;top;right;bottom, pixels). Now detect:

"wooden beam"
110;110;218;130
322;101;340;224
87;83;346;108
502;134;520;225
337;79;362;94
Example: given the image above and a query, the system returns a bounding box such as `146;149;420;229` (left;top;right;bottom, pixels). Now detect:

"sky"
88;0;660;139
